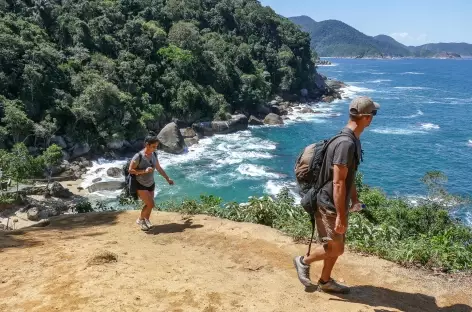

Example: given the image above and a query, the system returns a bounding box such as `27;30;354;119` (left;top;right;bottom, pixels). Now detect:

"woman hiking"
128;133;174;231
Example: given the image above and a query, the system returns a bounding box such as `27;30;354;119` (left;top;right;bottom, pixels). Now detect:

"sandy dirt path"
0;211;470;312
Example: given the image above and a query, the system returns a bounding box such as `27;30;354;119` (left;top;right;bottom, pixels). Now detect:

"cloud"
390;32;428;45
391;32;410;39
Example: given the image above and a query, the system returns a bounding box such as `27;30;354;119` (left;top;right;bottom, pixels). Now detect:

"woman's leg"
137;190;154;220
144;190;155;220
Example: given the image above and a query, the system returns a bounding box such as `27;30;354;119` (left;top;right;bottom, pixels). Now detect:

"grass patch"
155;172;472;274
87;251;118;266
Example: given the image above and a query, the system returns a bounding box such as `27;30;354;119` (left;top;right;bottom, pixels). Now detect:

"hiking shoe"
318;279;350;294
293;256;314;287
136;218;149;231
145;219;153;228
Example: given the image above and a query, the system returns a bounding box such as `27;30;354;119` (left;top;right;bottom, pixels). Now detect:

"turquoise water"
85;58;472;224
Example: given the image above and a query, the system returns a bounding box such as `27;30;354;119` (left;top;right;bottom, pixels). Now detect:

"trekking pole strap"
307;216;316;256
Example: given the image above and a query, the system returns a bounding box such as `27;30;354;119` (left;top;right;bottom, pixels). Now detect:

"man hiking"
293;96;380;293
128;133;174;231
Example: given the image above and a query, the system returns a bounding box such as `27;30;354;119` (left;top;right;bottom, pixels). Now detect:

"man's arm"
350;184;359;205
333;164;348;219
332;140;355;234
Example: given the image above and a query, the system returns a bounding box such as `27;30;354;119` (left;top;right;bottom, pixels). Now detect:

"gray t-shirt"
317;128;361;214
131;151;158;187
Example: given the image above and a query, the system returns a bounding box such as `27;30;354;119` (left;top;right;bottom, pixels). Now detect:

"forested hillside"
290;15;472;58
0;0;322;151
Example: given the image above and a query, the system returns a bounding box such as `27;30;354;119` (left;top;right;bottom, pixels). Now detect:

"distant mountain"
411;43;472;57
289;15;472;58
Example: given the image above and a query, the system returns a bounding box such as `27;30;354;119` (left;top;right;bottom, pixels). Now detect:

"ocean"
83;58;472;225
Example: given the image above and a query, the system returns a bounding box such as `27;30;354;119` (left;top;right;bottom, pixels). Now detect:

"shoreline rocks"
192;114;249;137
157;122;187;154
264;113;284;125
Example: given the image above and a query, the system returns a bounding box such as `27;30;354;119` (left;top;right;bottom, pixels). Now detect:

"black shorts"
135;181;155;192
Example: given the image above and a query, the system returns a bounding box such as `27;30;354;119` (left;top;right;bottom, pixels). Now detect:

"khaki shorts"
315;206;346;246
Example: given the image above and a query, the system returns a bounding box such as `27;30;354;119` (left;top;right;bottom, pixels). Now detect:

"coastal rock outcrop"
106;167;122;178
248;115;264;126
87;181;126;193
263;113;284;125
48;182;73;198
192;114;249;136
157;122;187;154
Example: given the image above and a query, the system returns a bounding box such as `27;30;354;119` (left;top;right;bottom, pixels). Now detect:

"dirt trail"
0;211;470;312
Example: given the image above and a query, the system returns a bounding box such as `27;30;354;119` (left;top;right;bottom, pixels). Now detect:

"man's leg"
294;207;348;292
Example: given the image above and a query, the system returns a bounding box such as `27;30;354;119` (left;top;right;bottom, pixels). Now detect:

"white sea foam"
237;164;282;179
369;79;392;83
340;85;375;99
467;140;472;147
400;72;424;75
371;128;427;135
393;87;429;90
265;180;301;203
419;123;440;130
81;129;283;198
402;109;424;119
371;122;440;135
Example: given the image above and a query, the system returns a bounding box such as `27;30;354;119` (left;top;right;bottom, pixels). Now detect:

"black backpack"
294;130;361;255
122;151;157;200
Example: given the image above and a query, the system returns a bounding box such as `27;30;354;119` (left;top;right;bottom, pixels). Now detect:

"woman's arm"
128;155;152;175
155;160;174;184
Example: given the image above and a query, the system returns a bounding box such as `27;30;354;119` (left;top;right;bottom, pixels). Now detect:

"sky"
259;0;471;46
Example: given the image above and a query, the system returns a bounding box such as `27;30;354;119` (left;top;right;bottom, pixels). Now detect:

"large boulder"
184;137;199;147
157;122;187;154
107;139;127;150
326;79;346;93
192;121;214;136
263;113;284;125
131;139;144;151
211;114;248;134
50;135;68;149
322;96;335;103
270;105;281;115
256;105;271;116
87;181;126;193
301;107;315;114
27;207;40;221
180;128;197;138
106;167;122;178
48;182;73;198
193;115;249;136
171;118;191;129
70;143;90;159
248;115;264;126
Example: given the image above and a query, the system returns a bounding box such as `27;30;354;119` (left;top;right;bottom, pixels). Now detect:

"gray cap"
349;96;380;115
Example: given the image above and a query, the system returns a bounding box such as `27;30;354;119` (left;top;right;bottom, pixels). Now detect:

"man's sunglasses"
359;110;377;116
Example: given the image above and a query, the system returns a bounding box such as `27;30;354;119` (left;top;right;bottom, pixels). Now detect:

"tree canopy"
0;0;321;150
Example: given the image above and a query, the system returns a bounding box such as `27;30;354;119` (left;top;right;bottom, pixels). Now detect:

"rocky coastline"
0;75;347;230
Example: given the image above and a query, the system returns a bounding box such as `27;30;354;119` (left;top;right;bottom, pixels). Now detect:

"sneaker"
145;219;153;228
293;256;314;287
318;278;350;294
136;218;149;231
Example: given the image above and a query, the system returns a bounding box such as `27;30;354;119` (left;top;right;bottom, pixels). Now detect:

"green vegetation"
156;171;472;273
0;142;62;196
0;0;320;152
